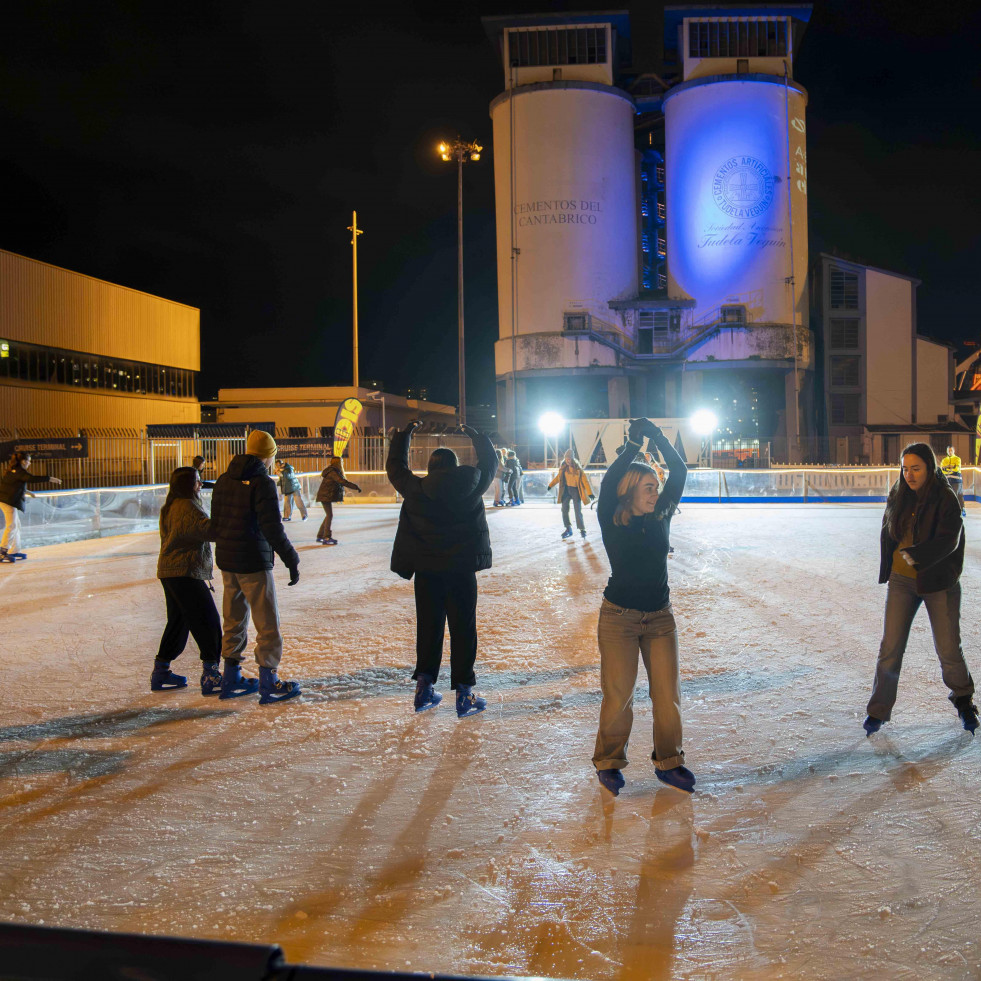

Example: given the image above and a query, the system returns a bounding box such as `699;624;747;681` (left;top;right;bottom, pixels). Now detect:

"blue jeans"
593;598;684;771
867;574;975;721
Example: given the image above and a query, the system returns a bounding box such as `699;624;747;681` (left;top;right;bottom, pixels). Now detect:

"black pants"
412;570;478;690
561;487;585;531
317;502;333;540
156;577;222;663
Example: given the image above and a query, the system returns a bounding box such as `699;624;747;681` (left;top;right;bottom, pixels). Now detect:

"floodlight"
538;411;565;438
690;409;718;435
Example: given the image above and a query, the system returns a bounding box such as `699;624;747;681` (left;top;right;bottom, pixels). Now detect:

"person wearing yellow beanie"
245;428;277;460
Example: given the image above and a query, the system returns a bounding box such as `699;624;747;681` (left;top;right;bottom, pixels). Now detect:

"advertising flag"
332;398;363;457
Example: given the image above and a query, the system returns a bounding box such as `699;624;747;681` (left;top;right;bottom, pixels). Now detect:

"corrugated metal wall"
0;249;199;369
0;385;199;430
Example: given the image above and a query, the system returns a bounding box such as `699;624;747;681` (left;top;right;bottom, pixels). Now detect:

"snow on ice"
0;501;979;980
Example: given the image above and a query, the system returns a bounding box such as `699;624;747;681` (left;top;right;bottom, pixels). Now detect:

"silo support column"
608;376;631;420
681;370;703;415
785;368;801;464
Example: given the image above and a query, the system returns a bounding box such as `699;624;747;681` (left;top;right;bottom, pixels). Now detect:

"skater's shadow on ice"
0;747;129;780
0;706;233;743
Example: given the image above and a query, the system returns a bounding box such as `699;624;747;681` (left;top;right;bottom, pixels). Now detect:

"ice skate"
455;684;486;718
414;673;442;712
580;529;587;539
324;538;338;546
150;661;188;691
219;660;259;699
258;666;301;705
955;698;978;735
200;662;223;696
597;769;625;796
561;528;573;540
655;765;696;793
863;715;883;736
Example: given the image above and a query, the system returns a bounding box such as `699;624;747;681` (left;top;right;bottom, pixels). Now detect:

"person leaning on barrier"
386;420;497;717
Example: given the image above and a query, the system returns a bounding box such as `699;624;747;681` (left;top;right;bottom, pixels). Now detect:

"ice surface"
0;502;979;979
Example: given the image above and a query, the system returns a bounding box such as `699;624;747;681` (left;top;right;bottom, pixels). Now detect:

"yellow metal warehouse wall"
0;249;199;369
0;384;199;431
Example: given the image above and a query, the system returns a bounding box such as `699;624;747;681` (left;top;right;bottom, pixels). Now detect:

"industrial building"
0;249;200;432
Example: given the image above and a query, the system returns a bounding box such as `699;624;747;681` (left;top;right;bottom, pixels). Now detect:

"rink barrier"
9;467;976;547
0;921;548;981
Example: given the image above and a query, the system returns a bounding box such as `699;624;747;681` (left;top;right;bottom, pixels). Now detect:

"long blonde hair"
613;461;667;526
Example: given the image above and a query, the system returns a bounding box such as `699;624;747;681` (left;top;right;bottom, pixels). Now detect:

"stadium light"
690;409;718;435
538;412;565;438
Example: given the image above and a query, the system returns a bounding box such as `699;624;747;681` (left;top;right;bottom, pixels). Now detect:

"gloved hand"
627;418;647;445
287;565;300;586
460;424;478;439
643;419;664;440
403;420;422;434
353;484;362;493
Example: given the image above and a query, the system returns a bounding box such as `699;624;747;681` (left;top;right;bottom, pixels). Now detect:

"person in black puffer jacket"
387;421;497;718
315;456;361;545
210;429;301;705
864;441;977;736
0;451;62;562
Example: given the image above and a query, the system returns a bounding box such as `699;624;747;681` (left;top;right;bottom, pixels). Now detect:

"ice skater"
548;449;593;539
315;455;361;544
864;442;977;736
0;451;62;562
276;459;308;522
191;455;215;489
386;420;496;717
151;467;223;695
493;448;507;507
593;417;693;795
504;450;523;505
211;429;302;705
940;445;965;516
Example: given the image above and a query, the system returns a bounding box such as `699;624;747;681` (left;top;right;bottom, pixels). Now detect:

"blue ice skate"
597;769;625;796
863;715;883;736
258;666;301;705
414;673;442;712
150;662;188;691
655;765;696;793
200;662;223;696
219;660;259;699
561;528;573;540
955;698;978;735
455;684;486;718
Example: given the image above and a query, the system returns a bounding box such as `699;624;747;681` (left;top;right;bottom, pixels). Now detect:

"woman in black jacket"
593;418;693;796
864;442;977;735
315;456;361;545
153;467;221;694
0;451;62;562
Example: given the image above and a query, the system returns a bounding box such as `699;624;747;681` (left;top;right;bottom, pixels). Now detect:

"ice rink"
1;501;979;980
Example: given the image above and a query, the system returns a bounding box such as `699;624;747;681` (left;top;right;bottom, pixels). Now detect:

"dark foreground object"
0;922;554;981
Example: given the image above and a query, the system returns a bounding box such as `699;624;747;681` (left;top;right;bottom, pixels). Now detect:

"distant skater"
152;467;222;695
940;445;965;516
386;420;496;717
505;450;523;506
548;449;593;539
493;448;507;507
315;456;361;545
593;417;693;796
864;442;977;736
0;451;62;562
191;455;215;490
276;459;308;522
211;429;302;705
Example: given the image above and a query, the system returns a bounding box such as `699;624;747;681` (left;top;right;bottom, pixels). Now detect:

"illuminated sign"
332;398;363;457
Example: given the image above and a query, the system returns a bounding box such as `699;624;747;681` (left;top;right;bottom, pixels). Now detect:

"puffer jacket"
548;463;593;503
316;465;358;504
0;465;54;511
279;463;301;496
211;454;299;574
879;476;964;595
387;430;497;579
157;498;215;580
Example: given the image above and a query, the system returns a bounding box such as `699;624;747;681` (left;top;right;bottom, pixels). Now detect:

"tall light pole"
439;138;482;425
347;211;363;390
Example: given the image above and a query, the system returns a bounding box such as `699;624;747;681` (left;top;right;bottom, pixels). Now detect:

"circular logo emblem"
712;157;775;219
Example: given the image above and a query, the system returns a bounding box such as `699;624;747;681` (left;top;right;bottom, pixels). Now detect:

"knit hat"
246;429;277;459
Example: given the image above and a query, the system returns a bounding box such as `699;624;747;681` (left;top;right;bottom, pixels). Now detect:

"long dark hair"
884;442;944;540
161;466;201;523
7;451;30;470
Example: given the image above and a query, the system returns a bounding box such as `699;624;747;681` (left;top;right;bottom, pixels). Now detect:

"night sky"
2;0;978;408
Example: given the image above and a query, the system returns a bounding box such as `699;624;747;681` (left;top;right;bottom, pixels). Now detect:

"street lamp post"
438;138;482;426
347;211;363;390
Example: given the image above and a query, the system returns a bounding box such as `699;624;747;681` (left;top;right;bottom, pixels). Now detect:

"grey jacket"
157;498;215;580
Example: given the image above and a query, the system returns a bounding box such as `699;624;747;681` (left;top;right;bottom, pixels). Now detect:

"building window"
830;268;859;310
563;312;590;332
508;26;607;68
829;318;859;349
831;394;861;425
689;18;787;59
830;355;861;387
637;328;653;355
721;305;747;325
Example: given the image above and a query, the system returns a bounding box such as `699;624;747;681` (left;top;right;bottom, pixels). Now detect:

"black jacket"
879;477;964;594
0;465;52;511
386;430;497;579
211;454;299;574
278;463;301;496
316;465;358;504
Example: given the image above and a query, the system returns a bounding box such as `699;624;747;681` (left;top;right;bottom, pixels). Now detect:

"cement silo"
663;74;809;329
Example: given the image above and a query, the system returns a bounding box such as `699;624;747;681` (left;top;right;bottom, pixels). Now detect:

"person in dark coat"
152;467;222;694
210;429;302;705
191;455;215;490
315;455;361;545
275;459;308;522
864;442;977;736
387;421;497;717
0;451;62;561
